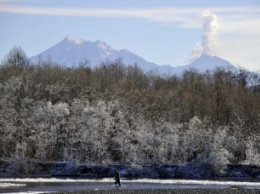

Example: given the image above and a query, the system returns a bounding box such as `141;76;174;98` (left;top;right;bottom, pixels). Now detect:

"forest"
0;47;260;176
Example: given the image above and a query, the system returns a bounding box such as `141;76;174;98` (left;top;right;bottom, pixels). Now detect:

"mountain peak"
189;54;238;71
64;35;84;45
200;53;216;58
95;39;113;51
30;36;156;70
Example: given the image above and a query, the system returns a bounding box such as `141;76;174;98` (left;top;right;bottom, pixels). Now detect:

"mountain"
30;35;239;75
171;54;239;75
30;35;158;72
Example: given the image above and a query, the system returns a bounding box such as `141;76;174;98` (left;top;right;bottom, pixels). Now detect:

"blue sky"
0;0;260;71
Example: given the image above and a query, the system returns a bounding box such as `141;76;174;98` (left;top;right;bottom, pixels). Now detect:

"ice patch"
0;177;113;183
123;179;260;187
0;182;26;188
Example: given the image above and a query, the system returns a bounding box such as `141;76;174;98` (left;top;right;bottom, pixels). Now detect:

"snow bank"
0;182;26;188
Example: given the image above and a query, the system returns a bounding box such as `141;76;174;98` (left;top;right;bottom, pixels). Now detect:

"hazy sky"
0;0;260;71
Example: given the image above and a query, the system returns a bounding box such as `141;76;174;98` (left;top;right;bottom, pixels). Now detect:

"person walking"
114;171;121;186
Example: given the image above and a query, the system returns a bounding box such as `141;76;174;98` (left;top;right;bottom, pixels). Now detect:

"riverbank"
2;177;260;193
53;188;260;194
1;160;260;180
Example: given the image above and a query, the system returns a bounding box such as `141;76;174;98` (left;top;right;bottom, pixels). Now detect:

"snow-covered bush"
244;139;260;166
207;148;231;174
208;127;233;174
179;117;211;163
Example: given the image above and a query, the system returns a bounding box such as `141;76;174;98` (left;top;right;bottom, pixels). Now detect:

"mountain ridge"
30;35;239;75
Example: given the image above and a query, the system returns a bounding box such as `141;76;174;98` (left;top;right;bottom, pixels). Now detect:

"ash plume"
188;12;219;62
202;12;219;56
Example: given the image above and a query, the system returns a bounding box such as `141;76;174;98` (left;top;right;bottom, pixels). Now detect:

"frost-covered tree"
0;47;260;173
244;138;260;166
3;46;28;68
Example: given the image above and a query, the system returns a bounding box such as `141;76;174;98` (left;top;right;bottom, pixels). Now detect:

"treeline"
0;47;259;175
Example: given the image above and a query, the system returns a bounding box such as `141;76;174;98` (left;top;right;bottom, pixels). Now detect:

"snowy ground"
1;178;260;193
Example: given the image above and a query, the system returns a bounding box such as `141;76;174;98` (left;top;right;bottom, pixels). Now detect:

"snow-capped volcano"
30;35;116;66
171;54;238;75
189;54;237;71
30;35;239;75
30;35;157;71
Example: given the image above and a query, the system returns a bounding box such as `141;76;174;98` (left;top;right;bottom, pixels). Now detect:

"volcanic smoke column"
188;12;219;62
201;12;219;56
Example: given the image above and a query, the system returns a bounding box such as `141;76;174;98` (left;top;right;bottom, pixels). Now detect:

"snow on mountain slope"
109;49;158;71
171;54;238;75
30;35;116;66
189;54;238;71
30;35;239;75
30;35;157;71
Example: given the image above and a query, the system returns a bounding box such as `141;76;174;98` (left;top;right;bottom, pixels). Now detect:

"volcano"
30;35;239;75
